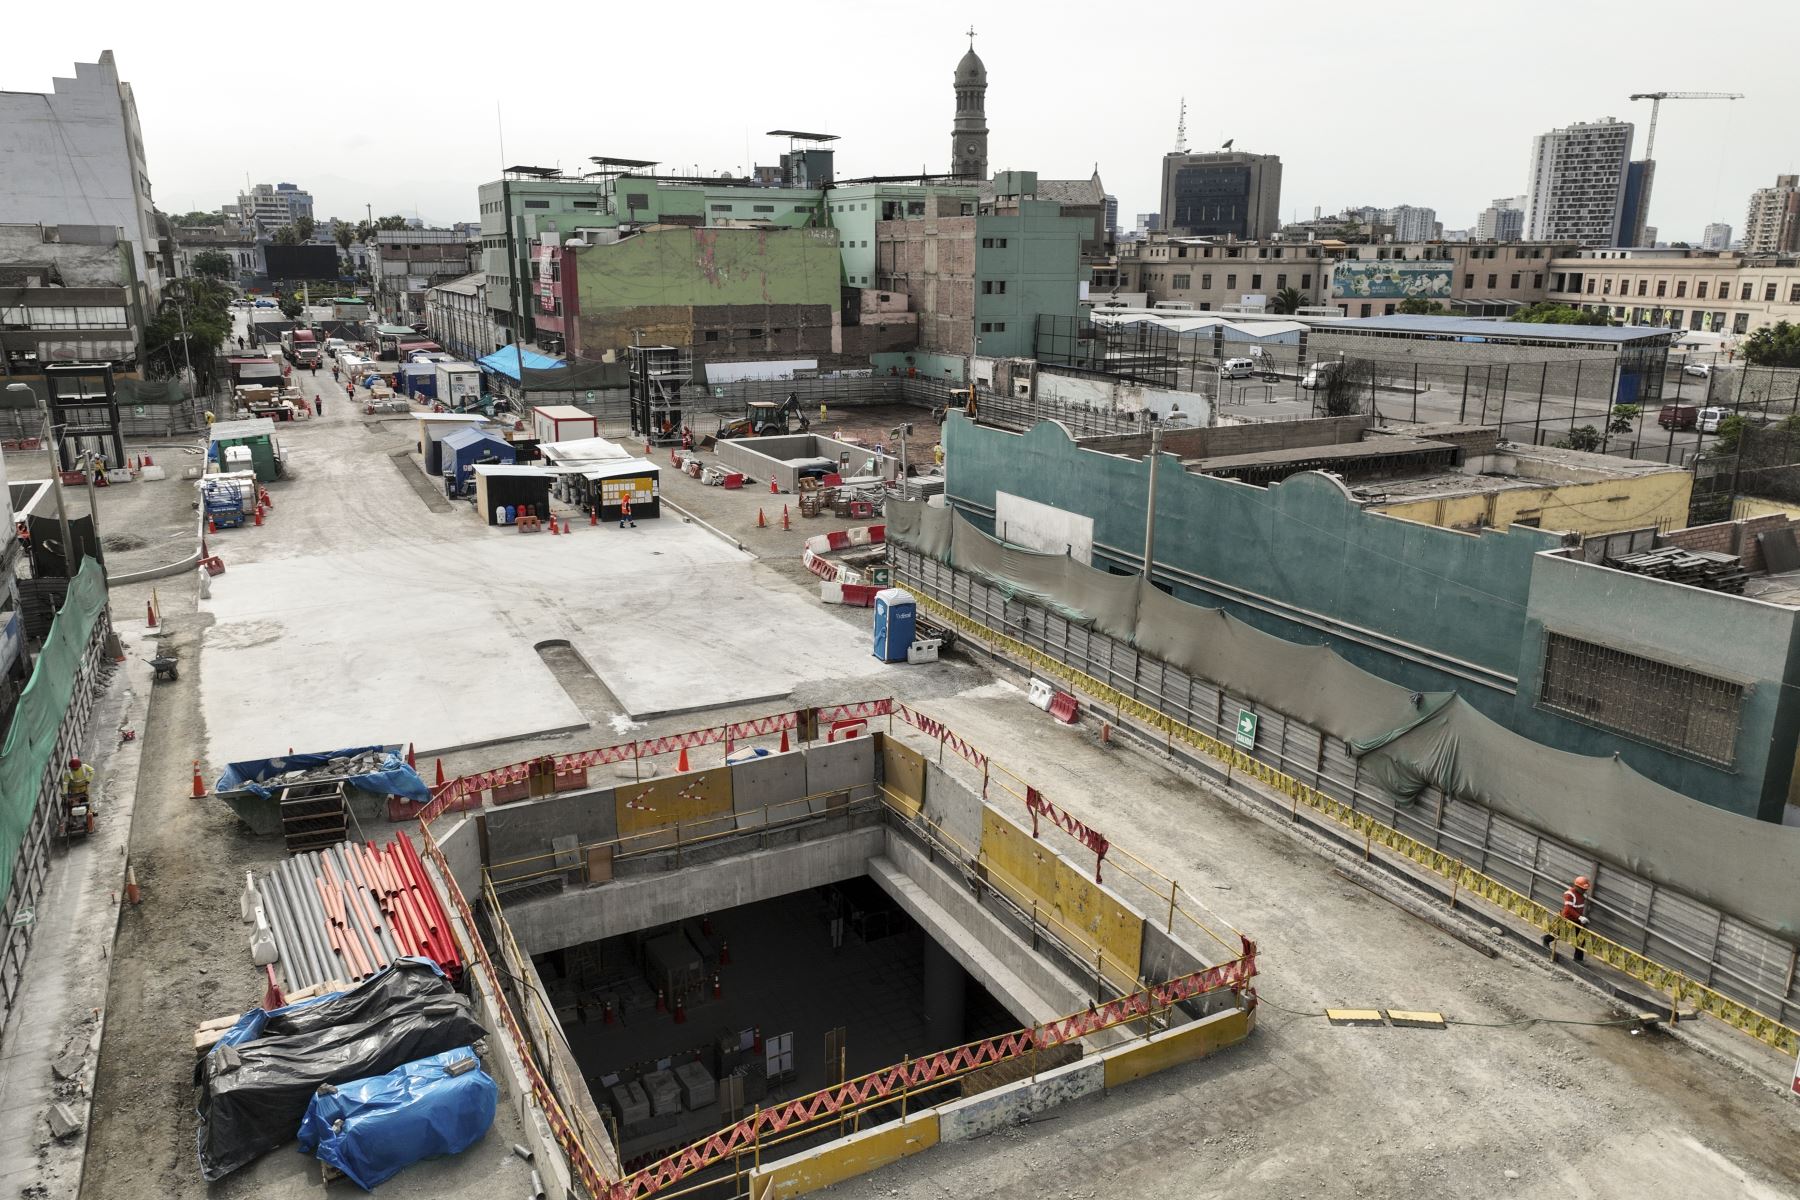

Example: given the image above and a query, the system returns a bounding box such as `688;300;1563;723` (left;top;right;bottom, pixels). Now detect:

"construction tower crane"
1628;91;1744;158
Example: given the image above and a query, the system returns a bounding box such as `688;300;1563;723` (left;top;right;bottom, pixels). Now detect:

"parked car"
254;299;275;308
1657;403;1698;431
1219;358;1256;380
1300;361;1340;390
1698;406;1732;433
1684;362;1716;379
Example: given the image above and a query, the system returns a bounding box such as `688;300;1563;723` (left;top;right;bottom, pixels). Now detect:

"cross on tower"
966;24;976;46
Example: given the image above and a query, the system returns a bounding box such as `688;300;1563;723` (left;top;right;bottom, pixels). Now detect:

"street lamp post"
5;382;76;576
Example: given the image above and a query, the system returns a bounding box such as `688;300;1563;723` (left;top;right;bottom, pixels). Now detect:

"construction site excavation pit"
428;711;1259;1199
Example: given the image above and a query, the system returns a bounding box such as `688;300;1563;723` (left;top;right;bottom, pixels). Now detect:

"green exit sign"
1234;708;1258;750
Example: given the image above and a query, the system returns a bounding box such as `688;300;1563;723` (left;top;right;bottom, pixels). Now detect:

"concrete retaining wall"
435;816;483;899
1099;1005;1253;1089
505;826;884;955
713;433;900;492
748;1112;938;1200
936;1056;1103;1143
920;761;982;856
731;749;808;829
483;786;619;887
806;736;877;812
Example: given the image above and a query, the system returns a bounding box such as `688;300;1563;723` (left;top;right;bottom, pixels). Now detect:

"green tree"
272;225;300;245
1318;358;1380;418
1608;404;1640;434
1742;321;1800;368
144;278;233;390
376;215;409;231
176;210;226;226
190;249;234;279
294;215;316;242
1269;287;1304;315
1513;302;1612;326
334;224;355;251
277;297;303;320
1555;424;1602;452
1397;297;1445;315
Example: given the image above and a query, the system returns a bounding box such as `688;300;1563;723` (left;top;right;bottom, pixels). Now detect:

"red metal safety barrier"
608;940;1257;1200
1026;786;1110;883
417;699;898;823
418;827;613;1199
892;702;990;772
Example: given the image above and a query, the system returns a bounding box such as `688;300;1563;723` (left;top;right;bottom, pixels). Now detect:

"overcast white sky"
5;0;1795;242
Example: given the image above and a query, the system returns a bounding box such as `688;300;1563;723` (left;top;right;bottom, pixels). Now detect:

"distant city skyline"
3;0;1793;243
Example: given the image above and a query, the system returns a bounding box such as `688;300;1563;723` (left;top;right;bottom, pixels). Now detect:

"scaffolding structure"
628;345;693;444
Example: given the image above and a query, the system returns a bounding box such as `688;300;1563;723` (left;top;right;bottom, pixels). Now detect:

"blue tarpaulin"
476;347;564;382
296;1047;497;1191
214;746;430;805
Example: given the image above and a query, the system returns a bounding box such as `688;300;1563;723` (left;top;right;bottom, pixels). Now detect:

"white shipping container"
434;363;482;407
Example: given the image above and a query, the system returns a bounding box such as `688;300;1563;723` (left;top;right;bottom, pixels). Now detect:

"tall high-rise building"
1703;222;1733;251
1384;205;1438;242
1159;150;1282;239
1476;197;1525;242
1525;117;1634;247
950;34;988;181
237;182;314;230
1103;194;1118;242
1619;159;1655;247
0;51;165;308
1743;175;1800;255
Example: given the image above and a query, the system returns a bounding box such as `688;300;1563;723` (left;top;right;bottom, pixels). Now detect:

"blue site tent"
440;426;514;493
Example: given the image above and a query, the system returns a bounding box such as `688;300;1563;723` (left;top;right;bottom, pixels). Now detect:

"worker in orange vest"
1542;874;1590;962
618;494;635;529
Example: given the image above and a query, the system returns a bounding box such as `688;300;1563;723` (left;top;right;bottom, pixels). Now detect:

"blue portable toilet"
872;588;916;663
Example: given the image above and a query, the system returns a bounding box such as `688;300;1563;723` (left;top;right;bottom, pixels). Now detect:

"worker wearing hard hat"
1541;874;1591;962
63;756;97;831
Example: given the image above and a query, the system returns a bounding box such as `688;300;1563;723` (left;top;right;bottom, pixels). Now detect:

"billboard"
262;244;340;283
1333;261;1454;300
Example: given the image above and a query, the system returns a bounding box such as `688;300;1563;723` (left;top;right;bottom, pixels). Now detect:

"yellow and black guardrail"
909;587;1800;1059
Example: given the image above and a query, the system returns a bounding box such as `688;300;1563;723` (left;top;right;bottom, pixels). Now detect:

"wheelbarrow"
147;654;179;682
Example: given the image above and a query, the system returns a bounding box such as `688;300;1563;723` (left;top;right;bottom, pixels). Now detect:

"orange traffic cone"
253;505;263;527
562;518;571;535
781;504;790;531
677;747;689;772
406;742;417;768
146;599;157;628
757;508;767;528
674;995;687;1024
550;516;560;535
713;972;721;999
191;760;205;798
207;514;217;534
590;507;598;526
125;864;141;905
779;729;790;753
720;939;731;965
656;987;667;1013
143;453;153;467
435;758;446;787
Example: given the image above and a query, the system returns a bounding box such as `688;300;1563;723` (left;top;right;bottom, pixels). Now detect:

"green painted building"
941;414;1800;820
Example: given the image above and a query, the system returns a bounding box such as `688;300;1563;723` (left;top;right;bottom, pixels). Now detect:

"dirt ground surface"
67;324;1800;1200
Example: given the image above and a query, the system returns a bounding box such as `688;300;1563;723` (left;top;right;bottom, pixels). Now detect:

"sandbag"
297;1047;498;1190
195;980;484;1180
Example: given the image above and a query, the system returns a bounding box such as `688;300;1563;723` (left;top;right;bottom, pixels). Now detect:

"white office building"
1703;222;1733;251
1525;118;1634;247
0;52;165;310
1476;197;1525;242
236;182;314;230
1382;205;1439;242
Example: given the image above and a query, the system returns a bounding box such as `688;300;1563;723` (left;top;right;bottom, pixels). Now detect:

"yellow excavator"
717;393;810;439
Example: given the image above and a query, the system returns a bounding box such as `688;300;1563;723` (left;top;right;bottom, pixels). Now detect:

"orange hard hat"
1574;875;1591;889
68;757;81;769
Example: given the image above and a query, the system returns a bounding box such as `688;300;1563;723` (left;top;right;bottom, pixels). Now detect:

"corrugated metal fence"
892;545;1800;1029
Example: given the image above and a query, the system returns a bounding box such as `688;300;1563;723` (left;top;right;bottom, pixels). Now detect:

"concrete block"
674;1061;716;1109
47;1103;82;1140
643;1069;681;1117
610;1080;650;1125
1385;1009;1447;1029
731;751;807;830
51;1047;83;1082
937;1057;1102;1143
805;739;875;815
1325;1009;1386;1027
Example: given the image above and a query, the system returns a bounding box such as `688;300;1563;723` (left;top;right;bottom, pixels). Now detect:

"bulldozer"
717;393;810;440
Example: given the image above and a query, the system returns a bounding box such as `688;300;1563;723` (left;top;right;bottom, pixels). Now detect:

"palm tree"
1269;287;1304;315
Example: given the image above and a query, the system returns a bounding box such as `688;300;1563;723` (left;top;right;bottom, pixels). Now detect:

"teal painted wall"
973;200;1086;359
1518;554;1800;820
942;415;1779;816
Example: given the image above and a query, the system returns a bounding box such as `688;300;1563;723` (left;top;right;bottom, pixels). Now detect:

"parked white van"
1301;361;1340;390
1219;358;1256;379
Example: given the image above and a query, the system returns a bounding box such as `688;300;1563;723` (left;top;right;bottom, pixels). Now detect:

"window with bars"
1538;632;1742;764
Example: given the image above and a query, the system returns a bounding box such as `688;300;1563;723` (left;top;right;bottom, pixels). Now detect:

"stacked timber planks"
255;833;462;996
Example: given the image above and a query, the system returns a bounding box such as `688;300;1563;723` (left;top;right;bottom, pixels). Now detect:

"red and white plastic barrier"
820;580;882;606
802;524;887;584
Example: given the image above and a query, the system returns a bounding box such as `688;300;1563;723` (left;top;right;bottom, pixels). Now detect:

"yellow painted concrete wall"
1734;496;1800;520
614;766;734;847
877;734;926;819
1373;471;1692;536
1100;1007;1254;1089
980;809;1143;987
750;1113;939;1200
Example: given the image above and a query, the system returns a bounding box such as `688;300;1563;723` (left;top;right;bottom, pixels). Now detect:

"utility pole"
1141;424;1163;580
